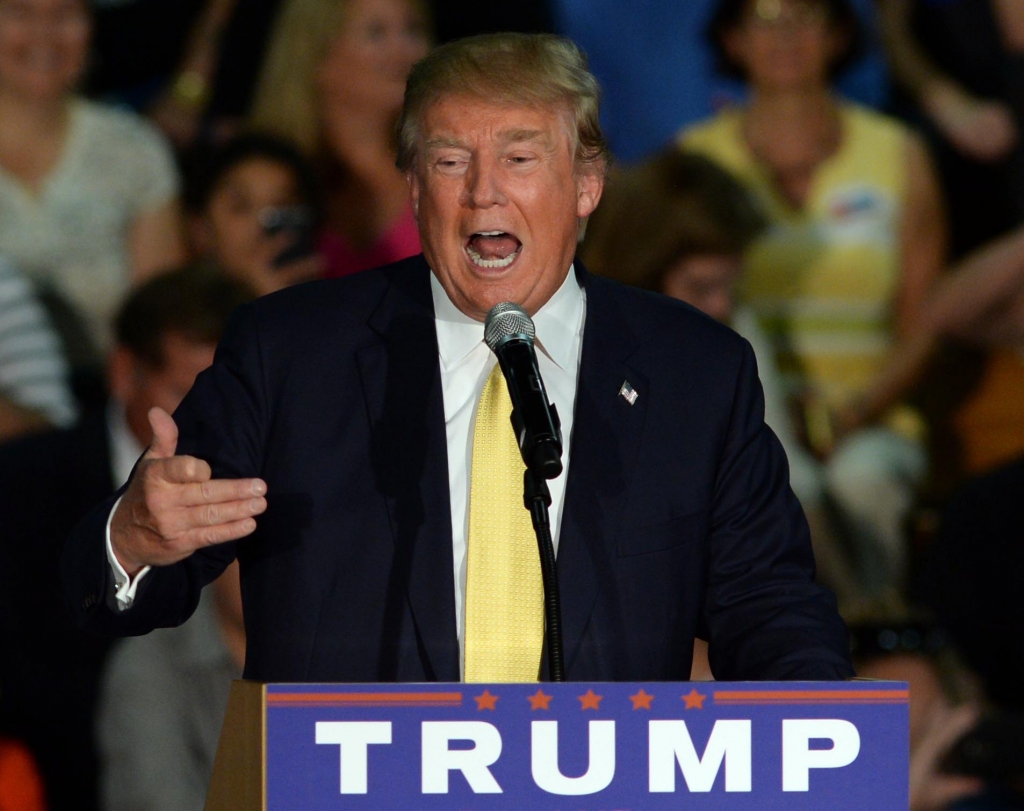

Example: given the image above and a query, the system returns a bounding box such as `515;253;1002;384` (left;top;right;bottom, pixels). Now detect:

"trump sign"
262;681;907;810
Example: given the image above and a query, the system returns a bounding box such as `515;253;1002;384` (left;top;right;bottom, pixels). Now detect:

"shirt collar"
106;401;145;488
429;265;584;371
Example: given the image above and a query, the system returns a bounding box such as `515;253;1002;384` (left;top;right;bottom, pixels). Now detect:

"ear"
407;169;421;219
106;346;137;404
575;166;604;219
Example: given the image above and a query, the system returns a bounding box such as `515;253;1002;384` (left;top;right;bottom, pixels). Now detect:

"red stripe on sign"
715;699;908;705
266;700;462;704
714;689;908;704
267;692;463;706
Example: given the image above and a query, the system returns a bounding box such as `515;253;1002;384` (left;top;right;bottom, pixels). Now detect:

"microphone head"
484;302;535;351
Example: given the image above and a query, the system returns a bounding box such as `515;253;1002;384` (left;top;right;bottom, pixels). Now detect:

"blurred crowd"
0;0;1022;809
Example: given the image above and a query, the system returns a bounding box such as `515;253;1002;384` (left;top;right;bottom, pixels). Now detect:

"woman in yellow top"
679;0;947;600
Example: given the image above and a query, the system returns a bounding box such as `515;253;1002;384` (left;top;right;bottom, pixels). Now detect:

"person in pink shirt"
248;0;430;278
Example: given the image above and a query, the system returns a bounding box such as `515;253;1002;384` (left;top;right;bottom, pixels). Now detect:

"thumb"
146;407;179;459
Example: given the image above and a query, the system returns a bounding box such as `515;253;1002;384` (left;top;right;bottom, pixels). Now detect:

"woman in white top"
0;0;186;358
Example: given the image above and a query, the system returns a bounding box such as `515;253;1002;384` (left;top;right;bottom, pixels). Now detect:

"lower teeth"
467;245;518;269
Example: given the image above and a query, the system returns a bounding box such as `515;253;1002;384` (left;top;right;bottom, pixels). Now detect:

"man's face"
408;95;603;320
109;332;217;448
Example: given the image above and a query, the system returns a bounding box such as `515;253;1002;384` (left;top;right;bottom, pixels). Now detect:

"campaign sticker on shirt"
819;184;896;247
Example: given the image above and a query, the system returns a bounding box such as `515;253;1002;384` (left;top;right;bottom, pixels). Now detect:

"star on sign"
629;689;654;710
578;689;603;710
682;688;706;710
528;689;553;710
474;690;499;710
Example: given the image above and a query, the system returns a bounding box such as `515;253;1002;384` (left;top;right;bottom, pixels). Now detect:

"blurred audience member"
143;0;241;149
583;149;860;605
879;0;1024;258
847;618;1024;806
926;229;1024;485
185;133;324;295
249;0;430;278
877;1;1024;499
88;0;288;149
920;454;1024;716
0;267;251;811
552;0;887;162
0;0;186;363
859;227;1024;492
0;256;76;441
679;0;947;598
97;561;244;811
0;739;46;811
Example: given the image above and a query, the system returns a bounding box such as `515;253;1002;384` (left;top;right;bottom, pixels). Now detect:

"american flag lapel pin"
618;380;639;405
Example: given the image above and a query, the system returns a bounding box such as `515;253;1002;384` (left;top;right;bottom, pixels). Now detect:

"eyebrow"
498;128;552;146
423;129;555;152
424;137;465;151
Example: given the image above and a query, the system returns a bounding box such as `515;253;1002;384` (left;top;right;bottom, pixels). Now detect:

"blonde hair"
397;32;608;174
248;0;351;156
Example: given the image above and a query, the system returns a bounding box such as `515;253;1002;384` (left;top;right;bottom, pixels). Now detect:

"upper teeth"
476;231;505;236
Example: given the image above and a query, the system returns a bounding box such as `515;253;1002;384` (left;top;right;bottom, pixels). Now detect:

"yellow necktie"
464;363;544;682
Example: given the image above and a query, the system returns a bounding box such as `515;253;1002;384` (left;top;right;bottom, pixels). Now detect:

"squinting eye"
433;157;467;174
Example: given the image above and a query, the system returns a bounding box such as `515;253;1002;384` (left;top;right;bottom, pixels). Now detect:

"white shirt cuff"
105;495;151;611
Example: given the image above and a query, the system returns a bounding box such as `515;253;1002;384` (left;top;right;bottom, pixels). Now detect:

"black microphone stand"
524;468;564;682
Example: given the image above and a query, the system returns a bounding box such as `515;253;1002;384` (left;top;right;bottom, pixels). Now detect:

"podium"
205;680;908;810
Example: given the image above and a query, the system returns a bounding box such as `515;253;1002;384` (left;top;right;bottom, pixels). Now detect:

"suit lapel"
356;259;460;681
556;268;649;675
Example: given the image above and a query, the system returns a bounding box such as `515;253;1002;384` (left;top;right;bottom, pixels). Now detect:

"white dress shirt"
108;402;144;490
108;266;587;673
106;405;147;608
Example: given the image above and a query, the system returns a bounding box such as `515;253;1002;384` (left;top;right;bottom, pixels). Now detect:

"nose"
462;160;508;209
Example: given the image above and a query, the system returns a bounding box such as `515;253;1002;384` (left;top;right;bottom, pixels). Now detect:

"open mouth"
465;231;522;269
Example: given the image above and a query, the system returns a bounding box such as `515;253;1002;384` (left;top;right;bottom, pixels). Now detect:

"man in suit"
63;33;852;683
2;267;250;811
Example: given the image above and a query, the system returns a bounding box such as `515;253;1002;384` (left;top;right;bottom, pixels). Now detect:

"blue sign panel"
265;681;908;810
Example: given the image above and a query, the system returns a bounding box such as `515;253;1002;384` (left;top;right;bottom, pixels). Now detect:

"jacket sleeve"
61;303;266;637
704;341;854;680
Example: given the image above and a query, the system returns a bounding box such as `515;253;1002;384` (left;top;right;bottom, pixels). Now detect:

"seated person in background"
582;148;860;608
878;0;1024;258
679;0;947;600
920;454;1024;721
97;561;244;811
851;613;1022;811
847;226;1024;495
924;230;1024;483
248;0;431;278
0;0;187;363
184;133;325;296
0;267;252;811
0;257;77;442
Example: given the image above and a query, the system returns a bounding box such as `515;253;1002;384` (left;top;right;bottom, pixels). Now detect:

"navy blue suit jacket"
63;256;852;682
